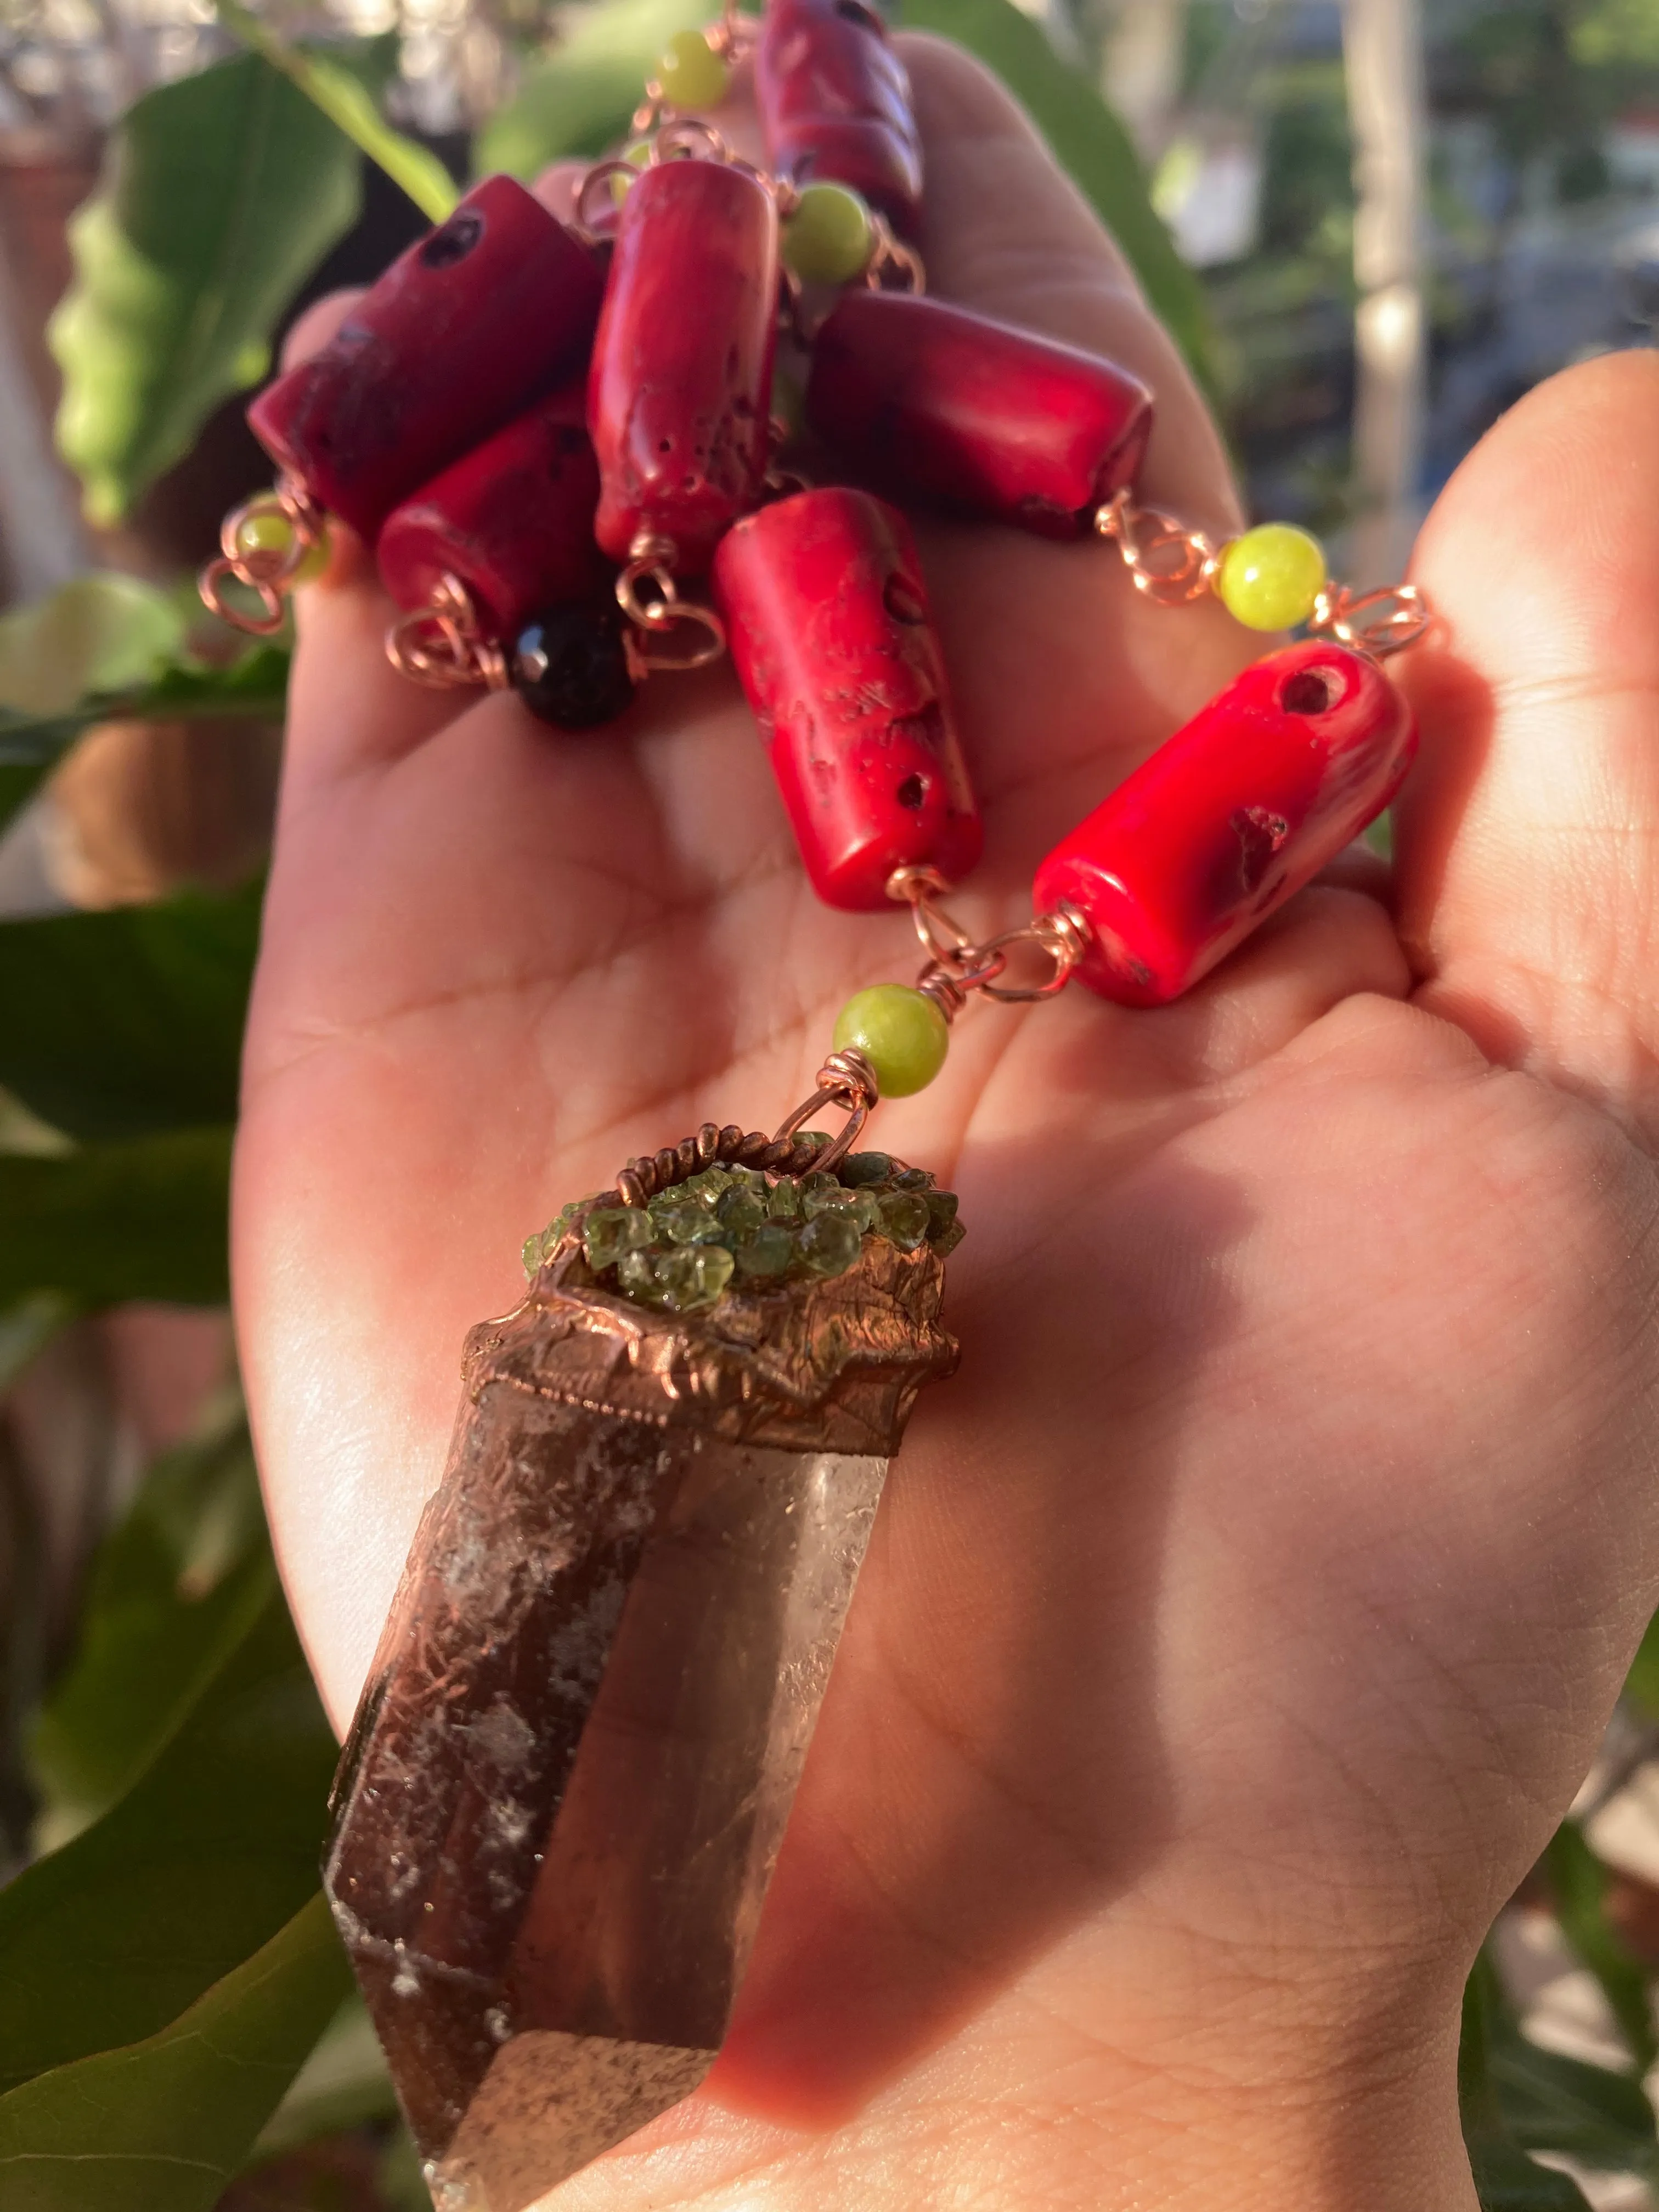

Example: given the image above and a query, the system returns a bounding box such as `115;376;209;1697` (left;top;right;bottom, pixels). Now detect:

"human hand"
234;37;1659;2210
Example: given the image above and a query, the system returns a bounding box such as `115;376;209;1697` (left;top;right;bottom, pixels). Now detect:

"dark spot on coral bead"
1282;665;1341;714
420;210;484;268
895;773;925;809
512;604;637;731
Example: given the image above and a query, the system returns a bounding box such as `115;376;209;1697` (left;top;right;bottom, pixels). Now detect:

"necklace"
205;7;1432;2205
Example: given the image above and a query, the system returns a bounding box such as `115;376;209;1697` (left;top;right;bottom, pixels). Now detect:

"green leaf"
1623;1605;1659;1717
49;52;363;524
215;0;458;224
0;1128;233;1308
0;1294;74;1395
0;1575;336;2094
0;877;261;1142
1467;2132;1595;2212
30;1402;267;1850
1461;1939;1638;2208
0;577;184;716
894;0;1216;396
476;0;732;174
249;1991;397;2163
1491;2030;1659;2175
0;641;287;839
0;1891;350;2212
1544;1823;1658;2073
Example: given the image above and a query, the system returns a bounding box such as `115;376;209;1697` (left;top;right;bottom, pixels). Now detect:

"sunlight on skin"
234;35;1659;2211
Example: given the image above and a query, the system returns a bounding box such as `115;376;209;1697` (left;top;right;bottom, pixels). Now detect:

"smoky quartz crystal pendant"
325;1132;960;2210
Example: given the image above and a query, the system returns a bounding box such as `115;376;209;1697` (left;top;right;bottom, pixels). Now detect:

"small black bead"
511;603;637;731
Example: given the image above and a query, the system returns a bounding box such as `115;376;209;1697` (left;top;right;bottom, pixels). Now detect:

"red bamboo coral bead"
808;289;1154;538
757;0;923;236
1034;642;1417;1006
713;486;982;911
588;159;778;573
376;382;604;637
248;177;603;543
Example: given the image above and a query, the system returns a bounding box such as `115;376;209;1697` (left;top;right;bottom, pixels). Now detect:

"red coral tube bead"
248;177;603;543
588;160;778;573
1034;642;1417;1006
808;289;1154;539
756;0;923;236
713;486;982;911
376;383;604;637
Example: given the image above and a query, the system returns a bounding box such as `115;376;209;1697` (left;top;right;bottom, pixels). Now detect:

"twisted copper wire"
610;1123;833;1211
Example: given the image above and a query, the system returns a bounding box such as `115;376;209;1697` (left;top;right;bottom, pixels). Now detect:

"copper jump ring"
771;1047;880;1174
616;539;727;678
198;475;325;635
386;572;510;691
864;215;926;295
1095;489;1221;607
1309;582;1432;661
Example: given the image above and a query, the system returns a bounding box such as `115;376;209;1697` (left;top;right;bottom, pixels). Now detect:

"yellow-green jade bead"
782;183;874;285
832;984;949;1099
609;141;653;204
1216;523;1327;633
235;507;330;584
657;28;730;109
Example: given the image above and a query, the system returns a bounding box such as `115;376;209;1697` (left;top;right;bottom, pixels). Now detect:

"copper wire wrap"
770;1047;879;1172
1308;582;1432;661
1094;488;1221;607
385;572;512;691
617;532;728;678
602;1074;876;1214
864;213;925;295
888;864;1090;1014
199;476;326;635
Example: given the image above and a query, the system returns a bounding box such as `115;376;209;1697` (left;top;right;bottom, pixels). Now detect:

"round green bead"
1216;523;1327;633
609;140;652;205
782;182;874;284
234;506;330;585
657;28;729;109
832;984;950;1099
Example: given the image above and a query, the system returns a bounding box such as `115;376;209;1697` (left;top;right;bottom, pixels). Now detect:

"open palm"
235;38;1659;2210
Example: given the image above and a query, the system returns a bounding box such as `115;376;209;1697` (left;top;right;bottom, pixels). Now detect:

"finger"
898;32;1239;539
281;286;363;370
531;159;589;223
1392;351;1659;1141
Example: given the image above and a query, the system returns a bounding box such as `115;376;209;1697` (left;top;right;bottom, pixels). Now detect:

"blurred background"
1;4;1657;2210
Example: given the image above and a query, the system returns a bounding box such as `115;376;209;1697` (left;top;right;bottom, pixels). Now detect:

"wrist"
601;1970;1480;2211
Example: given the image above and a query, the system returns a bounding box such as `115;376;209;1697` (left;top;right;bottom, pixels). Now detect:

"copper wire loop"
1094;488;1220;607
888;866;1090;1011
771;1047;880;1175
198;476;325;635
385;573;511;691
608;1107;862;1212
616;539;727;676
864;214;926;295
1309;582;1432;661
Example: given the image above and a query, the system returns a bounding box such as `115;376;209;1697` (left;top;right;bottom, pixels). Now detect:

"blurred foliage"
50;53;365;526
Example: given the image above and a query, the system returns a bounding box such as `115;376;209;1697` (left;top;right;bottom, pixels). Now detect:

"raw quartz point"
325;1189;958;2210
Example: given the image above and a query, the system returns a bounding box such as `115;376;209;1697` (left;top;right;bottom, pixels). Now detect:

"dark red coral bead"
376;382;604;638
248;176;603;543
808;289;1154;538
1034;642;1418;1006
757;0;924;236
588;160;778;574
713;486;983;911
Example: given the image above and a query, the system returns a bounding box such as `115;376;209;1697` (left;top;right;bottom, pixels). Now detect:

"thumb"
1393;351;1659;1142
